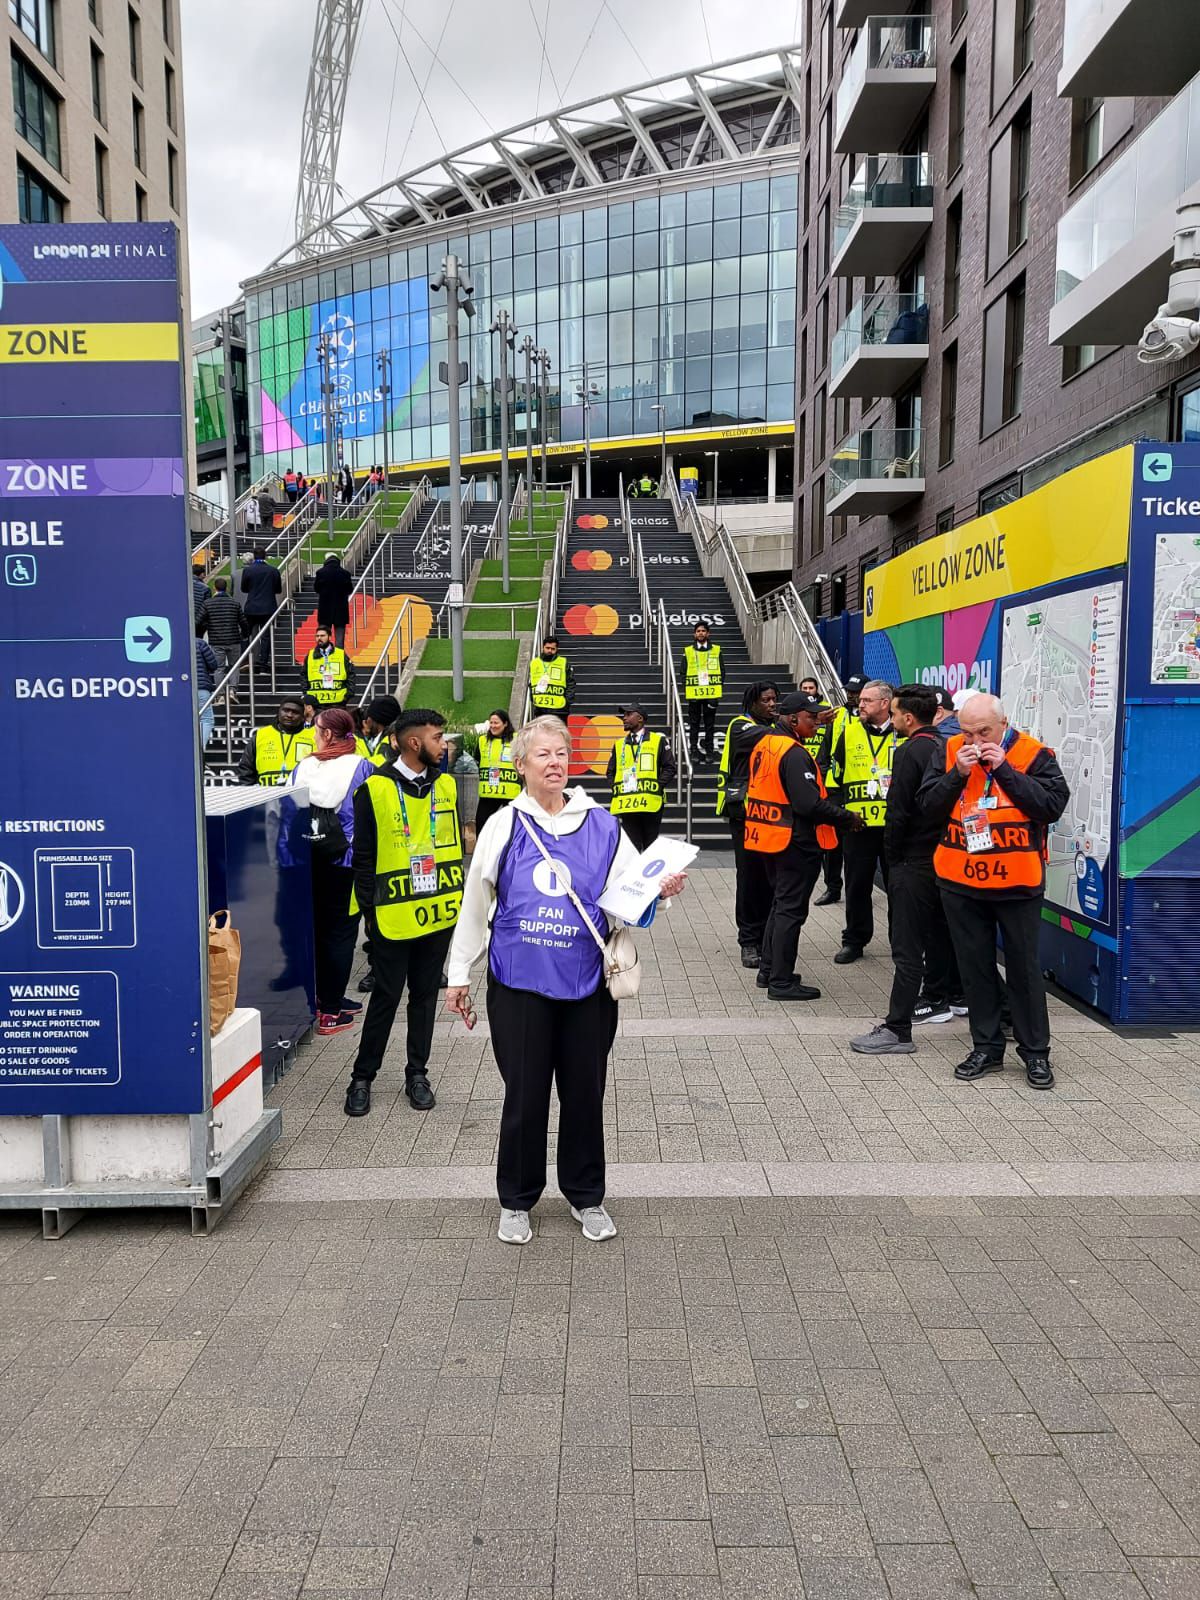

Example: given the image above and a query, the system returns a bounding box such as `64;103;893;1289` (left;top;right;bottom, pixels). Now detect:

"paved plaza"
3;862;1200;1598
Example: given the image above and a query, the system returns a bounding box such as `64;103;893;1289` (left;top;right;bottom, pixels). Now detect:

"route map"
1000;581;1123;922
1150;532;1200;684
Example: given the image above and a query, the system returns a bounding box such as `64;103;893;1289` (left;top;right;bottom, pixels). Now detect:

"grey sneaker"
497;1208;532;1245
570;1203;617;1242
850;1024;916;1055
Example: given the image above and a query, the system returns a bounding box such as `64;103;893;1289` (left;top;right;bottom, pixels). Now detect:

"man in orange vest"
919;692;1069;1089
745;692;862;1002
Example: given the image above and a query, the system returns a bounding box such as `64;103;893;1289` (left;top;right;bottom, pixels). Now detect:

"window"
981;277;1025;435
939;344;958;467
952;0;967;28
89;0;100;23
811;473;824;558
135;182;147;221
813;385;826;469
948;50;967;176
858;555;877;608
167;142;178;211
1009;104;1031;253
1015;0;1035;77
815;291;828;370
8;0;55;65
1070;97;1135;186
936;506;956;535
834;395;850;445
11;49;61;168
128;3;141;83
944;199;962;322
979;475;1020;515
161;0;172;48
90;43;104;121
987;103;1031;271
164;60;176;130
993;0;1034;106
830;573;846;615
1063;343;1116;381
818;199;830;279
132;96;144;171
16;156;63;221
94;138;108;215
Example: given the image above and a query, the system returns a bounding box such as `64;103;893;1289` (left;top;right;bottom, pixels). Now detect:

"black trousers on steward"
487;973;618;1211
618;811;662;852
758;847;823;987
842;827;889;950
351;925;452;1083
884;858;952;1039
687;700;716;754
728;813;772;949
940;890;1050;1060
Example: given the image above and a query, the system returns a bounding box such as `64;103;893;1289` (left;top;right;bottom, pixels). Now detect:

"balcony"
830;293;929;400
836;0;875;24
1059;0;1200;98
835;16;936;154
829;428;925;518
832;155;934;277
1051;72;1200;346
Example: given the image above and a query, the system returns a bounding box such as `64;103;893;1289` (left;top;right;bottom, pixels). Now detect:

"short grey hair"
959;692;1006;720
512;715;572;765
861;678;894;699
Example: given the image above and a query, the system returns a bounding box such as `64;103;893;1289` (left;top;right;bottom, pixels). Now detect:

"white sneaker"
571;1203;617;1242
497;1208;532;1245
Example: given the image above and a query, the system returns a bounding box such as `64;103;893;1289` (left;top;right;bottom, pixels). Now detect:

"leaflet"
598;836;698;921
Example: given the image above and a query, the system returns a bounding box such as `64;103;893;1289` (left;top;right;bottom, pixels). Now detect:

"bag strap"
516;812;608;956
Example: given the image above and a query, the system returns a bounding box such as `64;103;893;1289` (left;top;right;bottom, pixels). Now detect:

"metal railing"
192;471;281;562
526;479;573;721
356;597;419;705
346;487;425;652
634;531;653;659
655;597;694;843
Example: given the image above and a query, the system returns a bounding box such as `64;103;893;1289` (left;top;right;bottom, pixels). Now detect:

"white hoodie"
446;785;648;987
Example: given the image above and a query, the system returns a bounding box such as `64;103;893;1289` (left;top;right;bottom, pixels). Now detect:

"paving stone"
634;1520;718;1576
715;1545;803;1599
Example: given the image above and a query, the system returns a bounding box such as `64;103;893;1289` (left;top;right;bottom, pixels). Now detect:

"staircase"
556;498;806;848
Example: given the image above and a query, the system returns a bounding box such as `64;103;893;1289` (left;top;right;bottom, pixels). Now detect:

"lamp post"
575;361;600;497
316;331;338;550
376;346;391;514
537;347;551;510
431;253;475;703
519;334;536;531
651;402;666;492
490;310;516;595
211;309;240;590
705;448;720;531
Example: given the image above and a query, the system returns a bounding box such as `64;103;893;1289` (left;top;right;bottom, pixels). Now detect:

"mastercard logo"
571;549;613;571
576;514;610;530
567;714;623;775
564;603;619;636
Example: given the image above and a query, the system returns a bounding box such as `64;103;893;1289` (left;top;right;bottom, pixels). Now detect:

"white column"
767;447;777;503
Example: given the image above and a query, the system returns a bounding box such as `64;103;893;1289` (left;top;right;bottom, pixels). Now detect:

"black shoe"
767;981;821;1002
1023;1054;1055;1091
954;1050;1005;1082
357;971;375;993
344;1079;371;1117
833;945;862;965
814;889;840;907
756;970;771;989
405;1073;436;1111
740;945;760;969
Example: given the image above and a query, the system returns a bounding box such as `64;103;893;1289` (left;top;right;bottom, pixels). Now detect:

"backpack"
306;803;350;863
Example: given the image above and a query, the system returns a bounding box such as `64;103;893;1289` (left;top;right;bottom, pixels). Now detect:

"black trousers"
940;890;1050;1060
350;925;452;1083
884;859;953;1038
728;813;772;949
759;848;823;986
617;811;662;852
246;613;273;667
310;860;360;1015
487;973;618;1210
841;826;889;950
822;835;843;894
473;795;511;837
687;700;716;755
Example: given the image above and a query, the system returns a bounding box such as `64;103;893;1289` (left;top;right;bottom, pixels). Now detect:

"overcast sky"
180;0;803;316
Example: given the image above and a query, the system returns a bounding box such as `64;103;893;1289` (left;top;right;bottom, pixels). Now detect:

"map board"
1151;533;1200;684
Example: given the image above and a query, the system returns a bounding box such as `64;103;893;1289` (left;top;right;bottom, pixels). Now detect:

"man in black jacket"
720;681;778;966
850;684;954;1054
314;554;354;647
199;577;245;690
240;547;283;667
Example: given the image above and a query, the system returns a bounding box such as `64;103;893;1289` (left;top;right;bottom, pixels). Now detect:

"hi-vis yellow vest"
715;714;752;816
684;644;722;700
364;733;391;767
835;719;900;827
611;732;665;815
253;725;308;785
802;700;830;763
360;772;464;940
530;656;568;710
304;646;350;703
479;735;520;800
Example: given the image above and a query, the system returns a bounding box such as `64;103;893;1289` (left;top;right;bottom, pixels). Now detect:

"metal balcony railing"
829;427;924;496
834;154;934;255
835;14;935;138
831;292;931;374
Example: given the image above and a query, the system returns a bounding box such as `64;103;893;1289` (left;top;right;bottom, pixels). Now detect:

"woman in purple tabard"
445;716;686;1246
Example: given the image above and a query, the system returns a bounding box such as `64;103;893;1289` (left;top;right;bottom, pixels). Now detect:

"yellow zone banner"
0;323;180;363
863;447;1134;632
400;420;793;475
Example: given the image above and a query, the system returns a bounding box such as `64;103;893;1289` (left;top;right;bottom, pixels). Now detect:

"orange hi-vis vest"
743;734;839;853
933;731;1049;892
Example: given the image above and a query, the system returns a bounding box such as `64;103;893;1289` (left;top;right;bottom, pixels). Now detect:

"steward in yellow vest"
344;709;463;1120
235;698;310;785
529;637;574;714
303;626;356;705
825;679;900;965
682;622;722;763
475;710;521;835
361;694;402;767
605;703;677;850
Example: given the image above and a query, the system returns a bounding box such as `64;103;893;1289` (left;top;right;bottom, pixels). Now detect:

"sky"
180;0;804;317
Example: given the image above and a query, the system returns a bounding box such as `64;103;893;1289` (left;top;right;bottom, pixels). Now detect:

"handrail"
193;470;280;562
356;597;416;705
346;487;425;651
655;596;694;843
634;531;653;660
461;475;475;518
526;477;572;722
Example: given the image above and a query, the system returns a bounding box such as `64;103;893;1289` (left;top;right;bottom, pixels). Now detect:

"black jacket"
918;738;1071;898
883;725;945;867
778;739;857;851
351;760;442;921
240;558;282;618
604;730;678;787
194;637;220;695
193;575;210;623
314;559;354;627
199;591;245;649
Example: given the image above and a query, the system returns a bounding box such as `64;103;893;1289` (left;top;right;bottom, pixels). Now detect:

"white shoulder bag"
516;812;641;999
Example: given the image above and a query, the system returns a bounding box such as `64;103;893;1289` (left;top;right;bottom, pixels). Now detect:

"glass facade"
246;171;799;477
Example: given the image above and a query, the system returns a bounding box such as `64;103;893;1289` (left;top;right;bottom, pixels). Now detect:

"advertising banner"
0;223;206;1115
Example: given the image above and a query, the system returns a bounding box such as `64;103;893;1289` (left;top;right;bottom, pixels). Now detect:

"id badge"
879;771;891;796
622;769;639;794
962;809;994;853
411;854;438;894
535;675;548;696
697;670;709;688
865;778;879;799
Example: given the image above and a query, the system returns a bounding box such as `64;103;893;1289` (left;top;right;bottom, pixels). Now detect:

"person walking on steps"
476;709;521;834
343;709;465;1117
314;553;354;649
715;681;778;968
199;577;246;693
444;715;687;1247
529;635;575;718
682;622;722;762
814;673;865;906
303;624;356;707
744;692;861;1001
850;684;960;1056
606;702;676;852
241;546;283;669
826;678;898;964
919;692;1069;1091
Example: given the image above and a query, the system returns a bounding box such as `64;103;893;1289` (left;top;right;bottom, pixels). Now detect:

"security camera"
1138;309;1200;364
1138;201;1200;364
430;271;446;292
816;572;830;583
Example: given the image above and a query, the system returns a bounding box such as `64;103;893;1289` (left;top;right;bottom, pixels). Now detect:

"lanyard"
979;727;1018;801
396;780;438;848
863;724;894;763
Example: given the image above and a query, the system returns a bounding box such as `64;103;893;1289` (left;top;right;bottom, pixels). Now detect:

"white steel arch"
294;0;367;259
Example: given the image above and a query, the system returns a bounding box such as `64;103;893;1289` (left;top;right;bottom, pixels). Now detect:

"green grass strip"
419;638;519;671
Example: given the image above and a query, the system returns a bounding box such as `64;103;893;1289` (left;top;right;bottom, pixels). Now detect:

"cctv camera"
430;272;445;292
816;572;830;582
1139;202;1200;364
1138;308;1200;365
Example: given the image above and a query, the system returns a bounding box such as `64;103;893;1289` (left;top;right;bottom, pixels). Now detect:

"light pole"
376;346;391;514
490;310;516;595
431;253;475;703
316;331;338;549
705;448;720;530
575;362;600;497
519;334;536;529
537;347;551;510
211;309;240;590
651;402;666;492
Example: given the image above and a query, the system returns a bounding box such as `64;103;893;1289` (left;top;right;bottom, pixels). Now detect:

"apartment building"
792;0;1200;617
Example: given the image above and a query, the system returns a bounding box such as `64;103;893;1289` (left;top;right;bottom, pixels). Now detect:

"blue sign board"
0;224;206;1114
1126;442;1200;700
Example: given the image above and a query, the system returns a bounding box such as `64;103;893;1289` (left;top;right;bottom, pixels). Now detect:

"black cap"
932;686;955;713
365;695;402;724
618;701;648;717
777;691;824;716
843;674;867;692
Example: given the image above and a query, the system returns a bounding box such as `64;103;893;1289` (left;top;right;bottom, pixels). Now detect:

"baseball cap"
777;691;824;716
617;701;648;716
843;674;867;692
932;687;955;713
